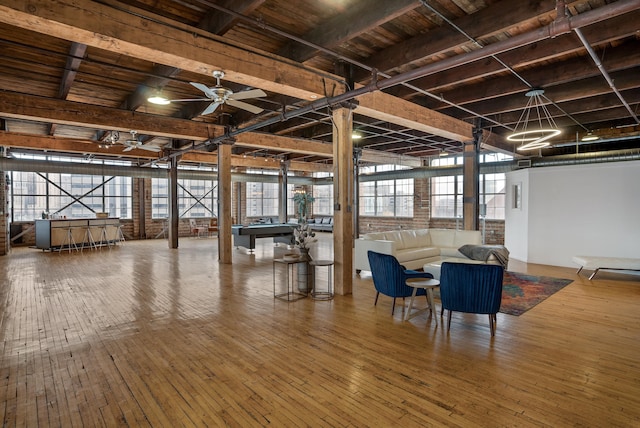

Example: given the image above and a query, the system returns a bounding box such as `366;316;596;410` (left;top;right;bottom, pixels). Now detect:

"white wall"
505;160;640;267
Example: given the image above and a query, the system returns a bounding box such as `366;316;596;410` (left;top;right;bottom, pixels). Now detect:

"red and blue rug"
501;271;573;316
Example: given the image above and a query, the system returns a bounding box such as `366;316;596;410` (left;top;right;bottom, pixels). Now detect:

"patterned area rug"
500;271;573;316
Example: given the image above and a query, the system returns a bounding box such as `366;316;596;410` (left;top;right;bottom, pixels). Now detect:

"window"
312;172;333;216
429;154;510;220
151;177;219;219
431;175;463;218
359;165;414;217
480;173;506;219
246;170;279;217
9;154;132;221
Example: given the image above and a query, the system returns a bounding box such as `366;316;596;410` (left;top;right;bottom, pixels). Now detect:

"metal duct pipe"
175;0;640;157
573;28;640;125
530;148;640;167
358;162;513;182
0;157;313;184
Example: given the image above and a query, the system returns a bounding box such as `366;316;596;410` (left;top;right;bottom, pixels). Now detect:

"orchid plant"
293;220;317;250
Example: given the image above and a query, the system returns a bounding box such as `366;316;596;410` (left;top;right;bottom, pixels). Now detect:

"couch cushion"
396;247;440;263
440;247;467;258
401;229;431;249
453;230;482;246
429;229;455;248
363;232;386;240
321;217;332;224
382;231;407;249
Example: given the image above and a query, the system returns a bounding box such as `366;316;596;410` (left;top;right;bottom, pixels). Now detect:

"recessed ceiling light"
147;89;170;105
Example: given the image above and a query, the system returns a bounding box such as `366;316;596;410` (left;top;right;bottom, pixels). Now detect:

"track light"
581;131;600;142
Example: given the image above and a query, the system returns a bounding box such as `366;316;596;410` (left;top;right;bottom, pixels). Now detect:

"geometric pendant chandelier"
506;89;561;151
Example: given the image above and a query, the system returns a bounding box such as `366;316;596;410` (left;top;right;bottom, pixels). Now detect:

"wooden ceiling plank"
397;11;640;104
352;0;561;82
421;38;640;112
197;0;266;36
277;0;421;63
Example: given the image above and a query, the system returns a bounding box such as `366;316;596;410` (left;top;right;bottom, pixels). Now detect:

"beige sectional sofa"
354;228;483;272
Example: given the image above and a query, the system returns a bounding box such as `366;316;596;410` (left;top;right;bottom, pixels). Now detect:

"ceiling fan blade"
139;144;162;152
201;102;221;116
226;99;263;114
170;98;208;102
229;89;267;101
190;82;216;98
122;146;134;152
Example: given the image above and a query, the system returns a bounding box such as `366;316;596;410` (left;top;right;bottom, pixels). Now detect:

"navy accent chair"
367;251;434;315
439;262;504;336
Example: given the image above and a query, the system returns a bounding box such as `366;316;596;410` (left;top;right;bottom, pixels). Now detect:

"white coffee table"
404;278;440;323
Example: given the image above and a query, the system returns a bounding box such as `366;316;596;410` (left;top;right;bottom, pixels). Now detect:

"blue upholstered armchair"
439;262;504;336
367;251;434;315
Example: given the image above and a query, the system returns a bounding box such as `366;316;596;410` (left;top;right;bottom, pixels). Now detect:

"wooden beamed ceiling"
0;0;638;167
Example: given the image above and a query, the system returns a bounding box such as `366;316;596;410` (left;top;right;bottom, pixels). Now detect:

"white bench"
572;255;640;280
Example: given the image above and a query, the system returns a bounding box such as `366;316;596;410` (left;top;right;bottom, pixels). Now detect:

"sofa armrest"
354;239;396;272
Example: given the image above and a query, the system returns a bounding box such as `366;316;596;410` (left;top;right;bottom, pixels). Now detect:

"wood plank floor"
1;234;639;427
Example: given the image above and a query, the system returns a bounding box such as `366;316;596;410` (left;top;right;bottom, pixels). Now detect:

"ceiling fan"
172;70;267;116
122;130;162;152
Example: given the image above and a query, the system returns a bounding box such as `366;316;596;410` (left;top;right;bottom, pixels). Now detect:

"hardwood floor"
1;235;639;427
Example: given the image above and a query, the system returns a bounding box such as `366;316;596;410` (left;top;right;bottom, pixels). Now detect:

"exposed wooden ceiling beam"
0;0;473;143
0;131;160;158
355;92;473;142
0;0;342;101
181;152;333;173
0;131;334;172
0;91;220;140
0;92;423;165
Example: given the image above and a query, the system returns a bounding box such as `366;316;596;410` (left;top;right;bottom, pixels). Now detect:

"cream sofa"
354;228;483;272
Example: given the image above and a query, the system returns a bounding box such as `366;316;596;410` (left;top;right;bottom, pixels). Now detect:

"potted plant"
293;190;315;222
293;220;317;293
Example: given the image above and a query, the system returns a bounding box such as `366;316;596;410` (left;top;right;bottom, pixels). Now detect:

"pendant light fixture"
506;89;561;151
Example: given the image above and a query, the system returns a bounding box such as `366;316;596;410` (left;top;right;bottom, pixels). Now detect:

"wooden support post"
463;127;481;231
332;107;354;295
279;161;288;224
168;156;179;249
218;142;233;264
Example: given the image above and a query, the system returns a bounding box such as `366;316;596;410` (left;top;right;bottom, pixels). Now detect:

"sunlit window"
9;154;132;221
151;178;219;219
359;164;413;217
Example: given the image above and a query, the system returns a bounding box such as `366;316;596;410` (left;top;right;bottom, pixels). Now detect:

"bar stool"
98;221;112;249
58;221;78;254
310;260;334;300
81;223;97;252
